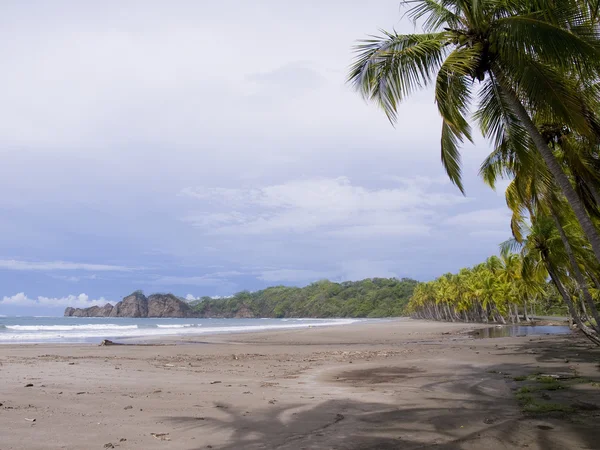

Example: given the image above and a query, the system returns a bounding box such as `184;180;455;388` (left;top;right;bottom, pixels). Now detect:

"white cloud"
181;177;468;237
1;293;110;308
0;260;133;272
443;208;511;228
150;271;242;286
469;230;511;239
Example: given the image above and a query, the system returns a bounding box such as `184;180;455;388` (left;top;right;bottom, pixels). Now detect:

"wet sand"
1;319;599;449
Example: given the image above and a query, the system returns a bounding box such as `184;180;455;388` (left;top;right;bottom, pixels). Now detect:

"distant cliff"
64;292;196;318
65;278;419;319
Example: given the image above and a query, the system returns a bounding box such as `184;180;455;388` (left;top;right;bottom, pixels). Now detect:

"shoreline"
0;315;569;346
1;319;598;449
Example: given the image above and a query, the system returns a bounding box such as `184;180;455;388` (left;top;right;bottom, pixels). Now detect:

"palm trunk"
546;262;600;345
524;299;530;322
550;209;600;333
495;76;600;265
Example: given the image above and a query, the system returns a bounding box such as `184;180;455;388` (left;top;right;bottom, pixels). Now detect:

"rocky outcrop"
147;294;195;318
64;291;195;318
109;292;148;318
64;303;114;317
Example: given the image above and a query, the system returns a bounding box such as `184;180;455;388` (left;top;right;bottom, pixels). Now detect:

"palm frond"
404;0;464;31
493;14;600;78
348;31;449;123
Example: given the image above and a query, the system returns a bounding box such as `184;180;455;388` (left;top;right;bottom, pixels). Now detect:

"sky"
0;0;513;316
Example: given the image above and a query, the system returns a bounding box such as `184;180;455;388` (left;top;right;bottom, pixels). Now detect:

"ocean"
0;316;362;344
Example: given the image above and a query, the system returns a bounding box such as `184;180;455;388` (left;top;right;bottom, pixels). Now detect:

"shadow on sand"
165;335;600;449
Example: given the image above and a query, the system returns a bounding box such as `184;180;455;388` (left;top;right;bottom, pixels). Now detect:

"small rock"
76;392;86;395
24;418;36;422
119;438;127;442
68;362;75;365
104;444;114;449
483;417;497;424
25;384;33;387
124;405;133;410
210;381;221;385
537;425;554;431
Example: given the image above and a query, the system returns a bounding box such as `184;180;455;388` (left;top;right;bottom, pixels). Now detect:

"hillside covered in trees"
188;278;418;318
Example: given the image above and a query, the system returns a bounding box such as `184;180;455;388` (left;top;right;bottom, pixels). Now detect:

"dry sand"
1;319;599;450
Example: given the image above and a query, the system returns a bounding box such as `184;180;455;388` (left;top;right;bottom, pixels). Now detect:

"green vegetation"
349;0;600;345
511;372;598;415
188;278;418;318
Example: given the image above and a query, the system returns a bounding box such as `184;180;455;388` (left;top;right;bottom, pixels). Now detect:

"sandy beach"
1;319;599;450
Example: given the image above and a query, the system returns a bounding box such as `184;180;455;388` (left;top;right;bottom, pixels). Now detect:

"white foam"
6;324;139;331
0;319;359;342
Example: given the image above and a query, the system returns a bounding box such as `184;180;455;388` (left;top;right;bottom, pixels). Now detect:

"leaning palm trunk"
550;209;600;333
546;263;600;345
497;80;600;266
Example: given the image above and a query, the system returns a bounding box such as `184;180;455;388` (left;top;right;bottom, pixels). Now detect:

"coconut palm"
503;216;600;344
348;0;600;262
482;132;600;332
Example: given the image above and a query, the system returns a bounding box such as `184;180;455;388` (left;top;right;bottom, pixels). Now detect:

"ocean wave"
5;324;139;331
0;319;359;342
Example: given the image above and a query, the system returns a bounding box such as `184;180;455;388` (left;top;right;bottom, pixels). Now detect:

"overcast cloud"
0;0;511;315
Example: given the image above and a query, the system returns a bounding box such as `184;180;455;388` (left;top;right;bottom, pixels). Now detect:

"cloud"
338;259;399;280
149;271;243;286
443;208;511;228
257;269;331;283
51;274;99;283
469;230;511;239
181;177;468;237
246;63;327;92
0;260;133;272
1;293;110;308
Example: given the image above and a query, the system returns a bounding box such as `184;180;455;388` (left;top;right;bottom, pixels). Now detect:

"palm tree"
483;133;600;332
503;216;600;344
348;0;600;263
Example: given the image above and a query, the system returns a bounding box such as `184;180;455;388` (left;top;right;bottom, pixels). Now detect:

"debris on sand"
24;384;33;387
151;433;170;441
24;418;36;422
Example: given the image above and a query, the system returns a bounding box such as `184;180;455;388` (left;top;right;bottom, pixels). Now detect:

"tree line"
349;0;600;344
188;278;418;318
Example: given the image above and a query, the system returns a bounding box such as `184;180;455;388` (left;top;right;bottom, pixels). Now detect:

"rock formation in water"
64;291;195;318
